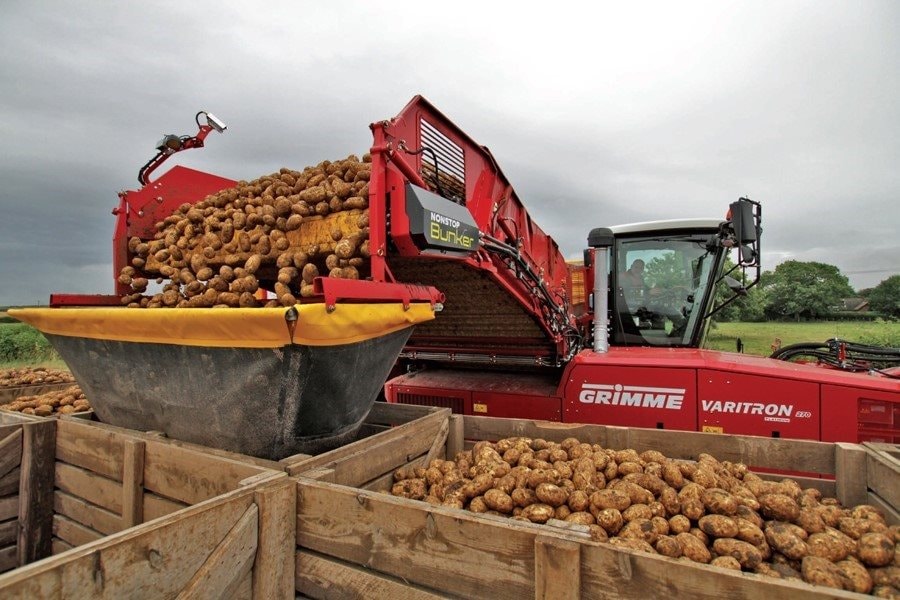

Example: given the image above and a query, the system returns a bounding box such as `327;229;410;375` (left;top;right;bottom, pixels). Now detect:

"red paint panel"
698;370;820;440
563;365;697;431
470;392;561;421
822;384;900;443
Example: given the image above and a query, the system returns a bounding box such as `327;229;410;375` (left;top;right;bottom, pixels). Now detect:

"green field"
705;320;900;356
0;320;64;368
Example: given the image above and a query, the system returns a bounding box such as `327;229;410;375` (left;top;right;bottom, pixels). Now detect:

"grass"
705;320;900;356
0;322;62;368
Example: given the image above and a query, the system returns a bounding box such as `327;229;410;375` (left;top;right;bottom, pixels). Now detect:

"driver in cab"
620;259;648;307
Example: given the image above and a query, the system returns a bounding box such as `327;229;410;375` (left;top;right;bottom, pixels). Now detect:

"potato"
483;489;514;514
841;516;887;540
837;559;873;594
668;514;691;535
662;462;685;489
801;556;846;591
567;489;590;513
594;508;624;535
702;488;739;516
758;493;800;522
391;479;426;500
710;556;742;571
713;538;763;570
859;532;896;567
622;504;653;523
565;512;595;526
795;510;826;535
699;515;739;539
511;488;538;508
655;535;683;558
615;481;654;505
807;528;854;562
590;489;631;512
765;522;809;560
733;518;766;548
659;486;680;517
870;566;900;588
521;503;555;524
619;518;658;544
676;533;712;564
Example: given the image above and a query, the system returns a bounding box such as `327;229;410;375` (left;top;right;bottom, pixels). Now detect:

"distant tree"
868;275;900;318
762;261;854;320
857;287;874;299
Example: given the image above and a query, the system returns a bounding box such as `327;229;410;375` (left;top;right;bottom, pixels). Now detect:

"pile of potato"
0;367;75;388
391;436;899;597
0;385;90;417
118;154;372;308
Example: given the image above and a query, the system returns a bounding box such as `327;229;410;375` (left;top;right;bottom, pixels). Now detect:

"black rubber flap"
46;327;413;459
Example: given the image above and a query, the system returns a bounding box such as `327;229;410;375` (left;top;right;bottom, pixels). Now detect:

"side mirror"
730;199;757;246
724;275;748;296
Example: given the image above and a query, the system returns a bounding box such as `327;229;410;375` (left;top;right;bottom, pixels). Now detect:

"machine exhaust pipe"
587;228;614;354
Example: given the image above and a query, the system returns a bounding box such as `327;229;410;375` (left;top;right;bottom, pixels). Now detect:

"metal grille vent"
420;118;466;205
396;392;464;414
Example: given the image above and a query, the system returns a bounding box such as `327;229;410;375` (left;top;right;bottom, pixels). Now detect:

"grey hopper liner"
45;327;413;460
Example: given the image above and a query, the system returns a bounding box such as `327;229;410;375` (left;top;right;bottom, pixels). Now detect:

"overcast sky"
1;1;897;306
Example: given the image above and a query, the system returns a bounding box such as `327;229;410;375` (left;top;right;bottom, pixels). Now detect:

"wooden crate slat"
285;408;449;479
0;545;16;573
63;416;282;471
229;572;253;600
865;447;900;512
295;549;449;599
326;416;449;487
51;514;103;548
0;468;19;497
54;462;123;515
142;438;265;506
0;496;18;522
175;503;258;599
367;402;446;426
0;520;16;548
53;491;122;537
0;429;22;480
55;418;125;482
143;492;189;522
50;537;72;556
297;479;536;600
0;489;256;597
867;491;900;525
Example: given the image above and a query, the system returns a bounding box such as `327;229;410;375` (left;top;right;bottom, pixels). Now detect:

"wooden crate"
294;413;898;600
0;412;295;598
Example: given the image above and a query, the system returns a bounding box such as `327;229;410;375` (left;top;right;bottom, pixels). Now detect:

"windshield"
611;233;720;347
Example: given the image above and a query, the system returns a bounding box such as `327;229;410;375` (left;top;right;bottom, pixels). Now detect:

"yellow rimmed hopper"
10;294;438;459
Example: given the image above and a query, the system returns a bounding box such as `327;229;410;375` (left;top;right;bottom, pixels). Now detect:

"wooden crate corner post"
535;534;581;600
252;477;296;599
17;418;57;566
834;442;868;508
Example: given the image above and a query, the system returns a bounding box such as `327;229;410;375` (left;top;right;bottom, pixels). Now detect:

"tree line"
716;261;899;322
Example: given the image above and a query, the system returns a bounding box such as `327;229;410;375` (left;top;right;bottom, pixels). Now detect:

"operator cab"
611;219;725;348
586;198;762;350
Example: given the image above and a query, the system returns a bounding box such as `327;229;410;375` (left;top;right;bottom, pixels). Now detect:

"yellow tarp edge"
9;303;435;349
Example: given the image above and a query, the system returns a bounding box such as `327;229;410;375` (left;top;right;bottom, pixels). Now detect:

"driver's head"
630;259;645;274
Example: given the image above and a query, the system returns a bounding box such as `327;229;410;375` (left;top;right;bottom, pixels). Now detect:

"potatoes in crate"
388;434;899;596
